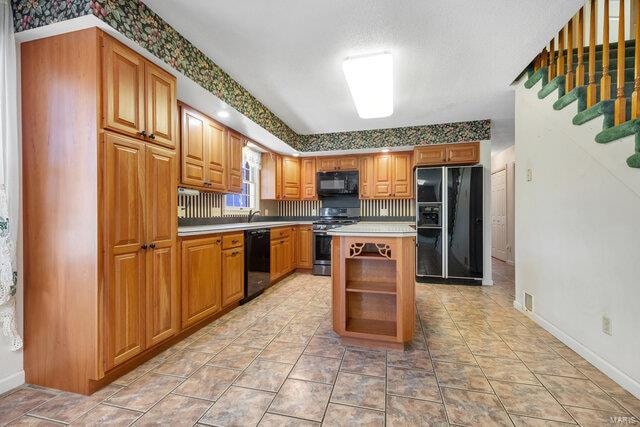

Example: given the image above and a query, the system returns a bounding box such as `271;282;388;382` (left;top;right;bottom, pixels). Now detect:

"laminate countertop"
327;222;416;238
178;221;314;237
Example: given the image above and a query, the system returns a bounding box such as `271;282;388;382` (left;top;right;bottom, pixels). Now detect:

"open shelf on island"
346;280;396;294
346;318;397;337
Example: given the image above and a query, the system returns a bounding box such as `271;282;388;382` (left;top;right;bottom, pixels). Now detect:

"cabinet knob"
232;239;239;243
149;243;156;249
138;130;147;137
149;133;156;140
141;244;148;250
231;251;240;256
215;239;221;244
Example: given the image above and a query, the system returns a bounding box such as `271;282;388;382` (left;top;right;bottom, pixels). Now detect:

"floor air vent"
524;292;534;312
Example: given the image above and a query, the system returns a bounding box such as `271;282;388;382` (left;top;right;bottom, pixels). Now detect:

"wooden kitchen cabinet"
181;106;207;187
270;227;295;281
359;155;373;199
181;236;223;328
317;155;359;171
301;158;317;199
297;225;313;269
372;152;414;199
414;142;479;166
373;154;393;197
262;154;303;200
282;157;301;199
103;35;176;149
222;247;245;306
227;131;244;193
206;119;227;191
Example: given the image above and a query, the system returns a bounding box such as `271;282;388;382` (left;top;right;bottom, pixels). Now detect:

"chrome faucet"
247;209;261;223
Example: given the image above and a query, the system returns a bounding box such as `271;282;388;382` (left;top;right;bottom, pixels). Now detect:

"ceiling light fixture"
217;110;230;119
342;52;393;119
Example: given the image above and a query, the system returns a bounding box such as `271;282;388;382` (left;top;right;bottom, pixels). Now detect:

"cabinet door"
338;156;358;171
181;237;222;328
145;62;176;149
181;107;206;187
206;119;227;191
222;247;245;306
282;157;301;199
414;145;447;166
297;226;313;268
301;158;316;200
373;154;393;197
281;236;293;274
270;240;281;281
359;155;373;199
447;143;479;165
103;37;145;139
145;146;179;346
227;131;243;193
317;157;338;172
104;132;146;369
392;152;413;198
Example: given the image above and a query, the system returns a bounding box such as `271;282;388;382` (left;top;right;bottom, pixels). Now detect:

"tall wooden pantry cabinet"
22;28;179;394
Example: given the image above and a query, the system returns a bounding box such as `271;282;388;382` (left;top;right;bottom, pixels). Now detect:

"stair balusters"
576;8;585;87
632;0;640;118
587;0;597;107
601;0;612;101
615;0;627;125
558;27;566;79
567;18;575;91
549;38;556;81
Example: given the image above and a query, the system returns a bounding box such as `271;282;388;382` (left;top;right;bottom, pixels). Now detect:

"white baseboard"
0;370;25;394
514;305;640;399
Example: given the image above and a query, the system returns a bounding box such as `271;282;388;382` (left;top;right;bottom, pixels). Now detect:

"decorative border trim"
11;0;491;150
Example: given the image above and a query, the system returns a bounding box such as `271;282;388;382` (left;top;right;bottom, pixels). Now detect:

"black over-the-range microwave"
316;171;359;196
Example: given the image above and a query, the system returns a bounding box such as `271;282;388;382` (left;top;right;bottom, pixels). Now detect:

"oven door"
313;232;332;265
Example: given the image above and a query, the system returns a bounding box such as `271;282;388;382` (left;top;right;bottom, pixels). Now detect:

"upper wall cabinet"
300;158;317;200
261;153;301;200
368;152;414;199
414;142;479;166
281;157;301;199
227;131;244;194
359;155;373;199
317;156;359;172
103;36;176;149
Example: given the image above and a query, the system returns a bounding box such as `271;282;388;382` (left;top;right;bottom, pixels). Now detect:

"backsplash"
178;192;245;219
361;199;415;217
277;200;322;217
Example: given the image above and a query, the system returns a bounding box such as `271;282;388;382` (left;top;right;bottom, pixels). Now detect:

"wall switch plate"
264;208;269;216
178;206;186;218
212;207;222;217
602;316;612;336
526;168;533;182
380;208;389;216
311;209;316;215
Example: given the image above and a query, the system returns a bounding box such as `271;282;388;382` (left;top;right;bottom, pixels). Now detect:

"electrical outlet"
311;209;316;215
526;168;533;182
177;206;186;218
212;207;222;217
380;208;389;216
602;316;612;336
264;208;269;216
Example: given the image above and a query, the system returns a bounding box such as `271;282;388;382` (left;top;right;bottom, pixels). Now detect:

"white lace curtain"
243;145;262;170
0;0;22;351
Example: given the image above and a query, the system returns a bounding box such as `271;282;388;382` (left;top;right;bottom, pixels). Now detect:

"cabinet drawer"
222;232;244;249
271;227;292;241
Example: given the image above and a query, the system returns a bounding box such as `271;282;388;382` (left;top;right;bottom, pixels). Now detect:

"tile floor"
1;259;639;426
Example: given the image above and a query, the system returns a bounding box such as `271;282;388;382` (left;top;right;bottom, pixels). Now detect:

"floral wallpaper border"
11;0;491;151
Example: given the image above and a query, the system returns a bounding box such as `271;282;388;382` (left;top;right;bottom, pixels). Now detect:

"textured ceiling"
144;0;583;153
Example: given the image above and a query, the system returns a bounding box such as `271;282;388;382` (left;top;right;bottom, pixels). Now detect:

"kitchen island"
328;223;416;349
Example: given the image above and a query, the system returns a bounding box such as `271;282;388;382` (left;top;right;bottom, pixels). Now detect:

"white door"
491;169;508;261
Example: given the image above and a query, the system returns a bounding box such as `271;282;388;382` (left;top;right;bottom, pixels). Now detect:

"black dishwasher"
242;228;270;304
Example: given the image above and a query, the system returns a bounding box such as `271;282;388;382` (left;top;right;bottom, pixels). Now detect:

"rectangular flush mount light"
342;52;393;119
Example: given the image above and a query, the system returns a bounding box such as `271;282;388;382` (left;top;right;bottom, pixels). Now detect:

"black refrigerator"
416;166;483;281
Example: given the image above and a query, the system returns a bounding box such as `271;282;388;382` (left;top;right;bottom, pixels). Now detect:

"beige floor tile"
510;415;577;426
386;349;433;371
259;413;320;426
491;380;573;423
105;373;183;412
442;387;512;426
133;394;211;426
427;341;477;364
28;385;120;424
476;356;540;385
113;359;164;386
331;372;386;411
234;359;293;392
173;365;240;401
258;341;306;364
68;404;141;426
186;336;232;354
434;361;493;392
303;336;345;359
578;365;637;399
386;395;448;427
322;403;384;427
289;355;340;384
516;351;586;379
386;366;441;402
340;349;386;377
538;374;626;413
200;386;274;426
615;395;640;418
465;337;519;359
6;416;64;426
233;330;277;349
564;405;635;427
0;388;58;424
268;379;332;422
208;344;261;370
502;335;554;354
154;350;212;378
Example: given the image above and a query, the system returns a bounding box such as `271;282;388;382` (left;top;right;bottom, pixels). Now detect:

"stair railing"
587;0;597;107
632;2;640;118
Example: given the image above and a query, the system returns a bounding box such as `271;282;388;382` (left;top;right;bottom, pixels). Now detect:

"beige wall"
491;146;515;264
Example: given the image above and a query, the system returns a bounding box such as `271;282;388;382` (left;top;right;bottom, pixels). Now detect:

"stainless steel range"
312;207;359;276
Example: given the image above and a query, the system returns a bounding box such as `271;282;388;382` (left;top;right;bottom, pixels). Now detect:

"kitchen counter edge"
178;221;314;237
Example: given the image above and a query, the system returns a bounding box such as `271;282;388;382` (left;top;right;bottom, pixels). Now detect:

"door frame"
491;168;508;262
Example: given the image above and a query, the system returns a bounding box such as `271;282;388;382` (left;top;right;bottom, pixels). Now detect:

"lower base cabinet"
222;246;245;306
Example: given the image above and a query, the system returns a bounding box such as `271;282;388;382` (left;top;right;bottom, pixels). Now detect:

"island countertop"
327;222;416;237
